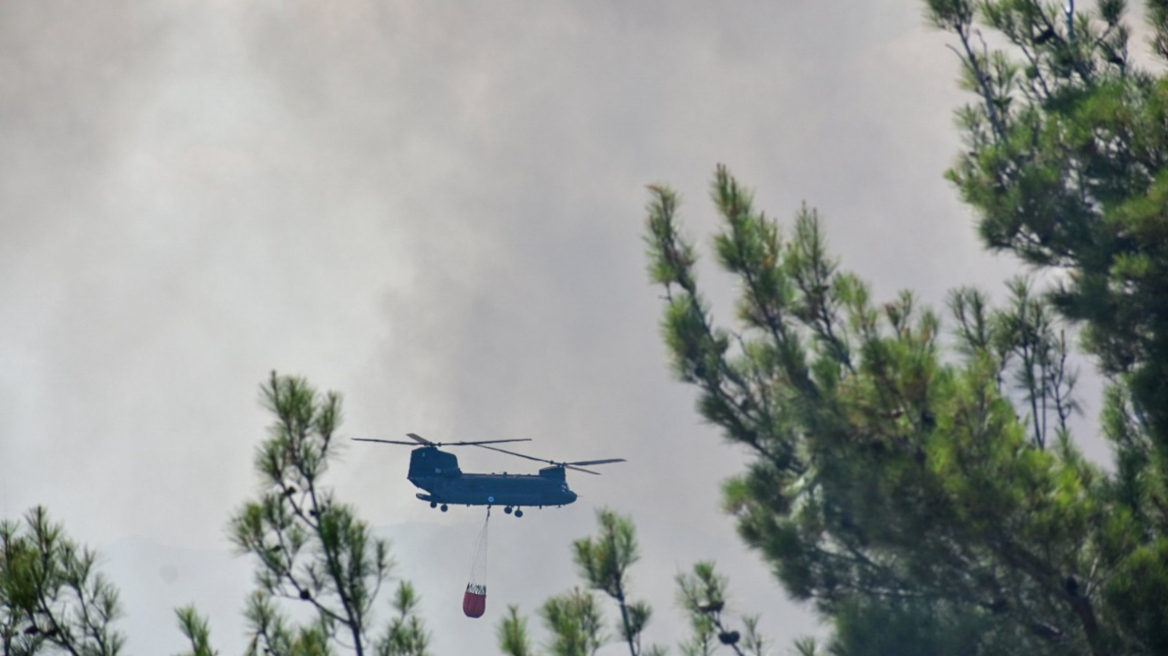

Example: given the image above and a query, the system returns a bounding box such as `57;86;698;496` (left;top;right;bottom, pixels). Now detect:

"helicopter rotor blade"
353;435;533;448
442;439;533;446
475;445;624;474
474;444;555;464
565;458;626;467
406;433;534;447
405;433;531;447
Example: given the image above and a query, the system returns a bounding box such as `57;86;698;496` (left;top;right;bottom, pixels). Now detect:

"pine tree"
643;167;1132;654
497;510;758;656
925;0;1168;652
0;507;125;656
178;372;431;656
924;0;1168;450
675;562;766;656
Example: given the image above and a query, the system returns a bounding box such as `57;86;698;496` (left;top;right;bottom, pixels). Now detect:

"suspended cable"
463;507;490;618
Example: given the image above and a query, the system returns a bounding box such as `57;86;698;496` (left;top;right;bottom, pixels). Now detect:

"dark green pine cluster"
932;0;1168;652
646;165;1109;655
932;0;1168;444
495;509;765;656
644;0;1168;640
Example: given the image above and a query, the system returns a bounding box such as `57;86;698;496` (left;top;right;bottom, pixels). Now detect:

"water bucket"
463;583;486;618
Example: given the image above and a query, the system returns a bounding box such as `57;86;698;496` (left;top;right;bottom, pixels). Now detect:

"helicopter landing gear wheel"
504;506;513;514
515;509;524;518
440;504;448;512
430;501;437;509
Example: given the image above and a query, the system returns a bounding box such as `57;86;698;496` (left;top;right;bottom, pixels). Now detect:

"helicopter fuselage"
407;446;578;509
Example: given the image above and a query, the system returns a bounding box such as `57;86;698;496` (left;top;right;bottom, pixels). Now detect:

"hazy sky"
0;0;1079;654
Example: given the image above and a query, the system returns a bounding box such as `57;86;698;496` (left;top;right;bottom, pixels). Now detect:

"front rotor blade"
474;444;557;465
565;465;602;475
565;458;626;467
352;438;422;445
404;434;530;447
445;439;533;446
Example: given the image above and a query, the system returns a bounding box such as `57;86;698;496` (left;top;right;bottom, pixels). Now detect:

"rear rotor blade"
476;445;624;474
354;435;533;447
475;444;556;464
406;433;531;447
442;439;533;446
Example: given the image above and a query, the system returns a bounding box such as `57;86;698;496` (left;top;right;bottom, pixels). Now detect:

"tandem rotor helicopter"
353;433;625;517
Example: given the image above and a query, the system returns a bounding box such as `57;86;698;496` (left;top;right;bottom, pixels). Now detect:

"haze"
1;1;1042;653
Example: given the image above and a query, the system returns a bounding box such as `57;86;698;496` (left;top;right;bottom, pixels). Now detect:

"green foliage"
498;605;536;656
540;589;605;656
377;583;431;656
501;513;763;656
175;606;216;656
1102;539;1168;654
925;0;1168;453
915;1;1168;651
827;598;1017;656
0;507;125;656
500;510;651;656
676;562;767;656
0;374;430;656
790;636;820;656
241;590;334;656
643;167;1127;654
180;372;428;656
572;509;656;656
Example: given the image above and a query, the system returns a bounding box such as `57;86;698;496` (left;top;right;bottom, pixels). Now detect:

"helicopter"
352;433;625;517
